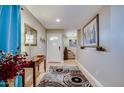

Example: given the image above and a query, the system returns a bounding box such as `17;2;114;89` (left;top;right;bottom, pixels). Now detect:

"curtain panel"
0;5;22;87
0;5;21;54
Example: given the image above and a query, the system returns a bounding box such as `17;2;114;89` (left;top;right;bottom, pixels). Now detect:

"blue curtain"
0;5;21;54
0;5;22;87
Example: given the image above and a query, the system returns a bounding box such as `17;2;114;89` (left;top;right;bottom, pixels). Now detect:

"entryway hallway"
1;5;124;87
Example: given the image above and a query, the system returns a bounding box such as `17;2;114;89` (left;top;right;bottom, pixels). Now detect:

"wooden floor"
36;59;78;86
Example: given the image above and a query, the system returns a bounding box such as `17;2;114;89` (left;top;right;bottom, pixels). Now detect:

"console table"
31;55;46;87
24;55;46;87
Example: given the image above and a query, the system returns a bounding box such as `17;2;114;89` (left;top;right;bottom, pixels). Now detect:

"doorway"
63;30;77;60
47;31;63;63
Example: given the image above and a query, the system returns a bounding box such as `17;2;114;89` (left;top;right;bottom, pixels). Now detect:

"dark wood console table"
24;55;46;87
31;55;46;87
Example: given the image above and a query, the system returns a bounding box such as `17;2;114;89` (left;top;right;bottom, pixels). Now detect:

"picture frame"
69;39;77;47
24;24;37;46
81;14;99;48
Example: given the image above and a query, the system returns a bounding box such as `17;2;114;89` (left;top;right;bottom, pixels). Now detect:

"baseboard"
47;61;64;63
76;61;103;87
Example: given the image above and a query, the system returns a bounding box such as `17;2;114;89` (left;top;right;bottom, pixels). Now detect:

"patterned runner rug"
37;66;92;87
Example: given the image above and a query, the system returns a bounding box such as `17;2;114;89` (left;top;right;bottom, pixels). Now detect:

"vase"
7;77;15;87
0;79;9;87
14;75;23;87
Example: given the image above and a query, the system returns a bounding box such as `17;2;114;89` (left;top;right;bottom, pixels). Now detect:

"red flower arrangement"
0;50;31;80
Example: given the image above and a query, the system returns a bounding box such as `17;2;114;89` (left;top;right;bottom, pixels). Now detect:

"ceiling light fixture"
56;18;60;23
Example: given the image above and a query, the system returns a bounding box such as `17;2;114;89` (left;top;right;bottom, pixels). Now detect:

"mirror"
24;24;37;46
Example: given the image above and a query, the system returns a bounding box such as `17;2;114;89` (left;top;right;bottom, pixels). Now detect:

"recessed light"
56;18;60;23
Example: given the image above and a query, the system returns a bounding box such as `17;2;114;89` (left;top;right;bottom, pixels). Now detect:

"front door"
47;32;63;63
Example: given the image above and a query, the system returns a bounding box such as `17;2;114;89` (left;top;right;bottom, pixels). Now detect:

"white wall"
21;7;46;59
77;6;124;87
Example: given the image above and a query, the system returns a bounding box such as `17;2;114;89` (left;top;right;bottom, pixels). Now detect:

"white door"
47;32;63;63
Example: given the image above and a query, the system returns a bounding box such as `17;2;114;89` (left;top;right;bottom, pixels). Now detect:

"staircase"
64;47;75;60
67;50;75;59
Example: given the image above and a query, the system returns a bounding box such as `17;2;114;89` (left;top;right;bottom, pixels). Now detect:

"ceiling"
25;5;104;30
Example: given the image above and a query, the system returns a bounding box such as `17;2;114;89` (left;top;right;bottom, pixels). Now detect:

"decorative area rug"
37;66;92;87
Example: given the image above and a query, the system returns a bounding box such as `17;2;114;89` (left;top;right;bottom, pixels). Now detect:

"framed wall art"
81;14;99;48
69;39;77;47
